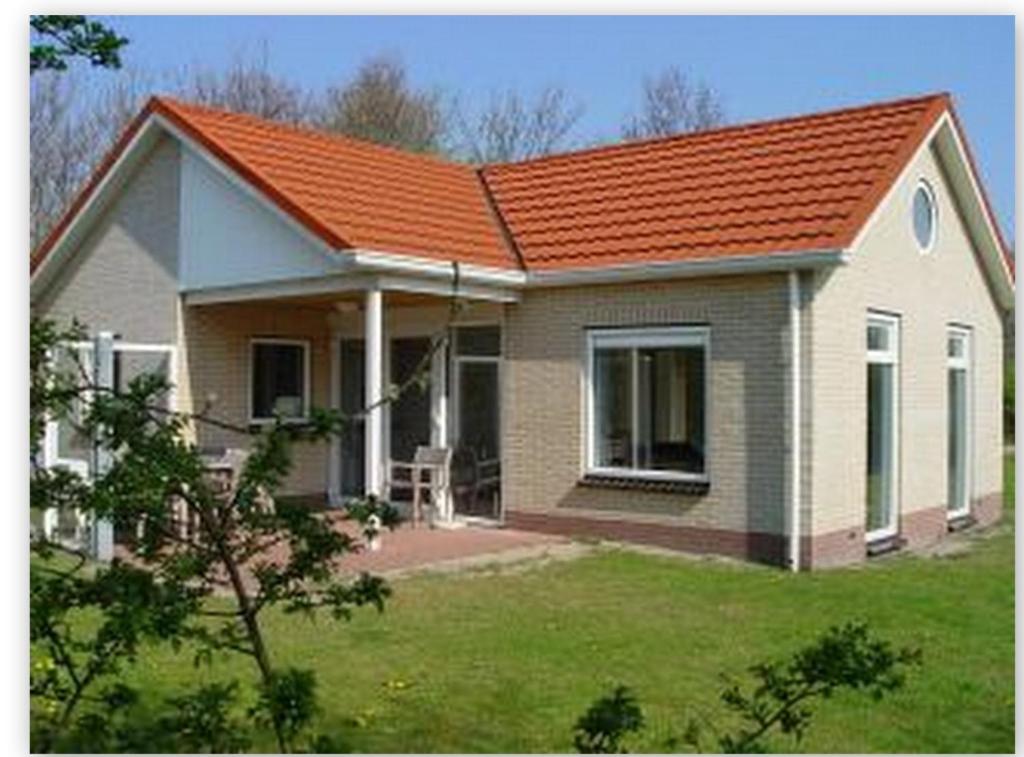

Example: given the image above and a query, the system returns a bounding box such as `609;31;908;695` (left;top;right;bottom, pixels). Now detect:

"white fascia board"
30;117;164;300
934;117;1015;309
183;273;375;306
526;249;847;287
345;248;527;286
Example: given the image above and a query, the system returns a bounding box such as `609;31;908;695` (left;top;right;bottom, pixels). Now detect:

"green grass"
42;458;1015;752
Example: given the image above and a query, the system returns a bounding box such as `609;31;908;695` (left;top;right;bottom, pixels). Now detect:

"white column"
90;332;115;562
364;288;385;497
788;271;802;573
429;338;451;521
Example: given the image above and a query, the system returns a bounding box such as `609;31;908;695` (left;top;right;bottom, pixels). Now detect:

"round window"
912;180;937;252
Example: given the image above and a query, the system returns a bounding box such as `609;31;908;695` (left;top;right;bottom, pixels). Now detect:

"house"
30;92;1014;570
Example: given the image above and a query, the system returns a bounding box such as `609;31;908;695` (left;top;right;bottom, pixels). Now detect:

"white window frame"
248;337;311;424
911;178;939;254
946;325;973;519
865;312;901;542
584;325;710;483
451;323;502;456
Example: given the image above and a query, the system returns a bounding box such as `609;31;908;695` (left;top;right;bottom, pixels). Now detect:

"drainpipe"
788;271;802;572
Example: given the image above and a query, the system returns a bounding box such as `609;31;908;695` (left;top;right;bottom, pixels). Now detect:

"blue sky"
94;15;1015;243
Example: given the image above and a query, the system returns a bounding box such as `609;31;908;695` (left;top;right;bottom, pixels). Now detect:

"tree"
459;86;583;163
317;56;450;153
174;45;313;124
622;66;724;140
30;316;441;751
573;685;645;754
30;16;128;74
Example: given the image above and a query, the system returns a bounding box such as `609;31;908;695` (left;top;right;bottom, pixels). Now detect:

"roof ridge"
483;91;950;172
152;95;477;173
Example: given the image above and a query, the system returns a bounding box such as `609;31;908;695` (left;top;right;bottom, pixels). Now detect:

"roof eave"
525;248;848;288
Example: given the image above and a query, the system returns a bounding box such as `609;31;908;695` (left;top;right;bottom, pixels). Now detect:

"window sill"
865;534;905;558
579;473;710;495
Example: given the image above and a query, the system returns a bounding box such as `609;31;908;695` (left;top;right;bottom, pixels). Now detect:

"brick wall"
501;273;792;540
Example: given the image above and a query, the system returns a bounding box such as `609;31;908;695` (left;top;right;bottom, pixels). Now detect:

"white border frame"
946;325;973;519
248;337;312;425
865;312;901;542
911;178;939;255
583;325;711;483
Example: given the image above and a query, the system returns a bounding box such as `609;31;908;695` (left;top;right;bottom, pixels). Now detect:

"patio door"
388;338;433;502
338;339;365;498
865;314;900;541
452;326;501;520
947;327;972;518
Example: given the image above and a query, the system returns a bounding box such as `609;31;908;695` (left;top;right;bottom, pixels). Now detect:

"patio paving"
327;515;570;577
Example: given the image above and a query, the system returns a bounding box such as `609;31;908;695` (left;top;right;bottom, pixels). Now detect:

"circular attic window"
912;180;938;253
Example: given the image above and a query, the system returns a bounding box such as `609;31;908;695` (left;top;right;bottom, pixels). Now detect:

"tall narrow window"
250;339;310;423
587;326;708;479
947;327;972;517
865;315;899;540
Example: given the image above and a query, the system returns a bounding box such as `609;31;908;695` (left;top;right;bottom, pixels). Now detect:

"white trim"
348;248;526;286
788;270;802;572
946;325;973;519
529;250;847;287
247;337;312;424
364;288;385;496
911;178;939;255
865;311;901;542
583;325;711;483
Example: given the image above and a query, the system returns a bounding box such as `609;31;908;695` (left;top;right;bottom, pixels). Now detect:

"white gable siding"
808;139;1006;542
178;147;339;290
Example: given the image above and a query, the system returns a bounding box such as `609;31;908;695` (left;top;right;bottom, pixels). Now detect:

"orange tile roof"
481;93;950;270
156;97;517;270
31;92;1012;280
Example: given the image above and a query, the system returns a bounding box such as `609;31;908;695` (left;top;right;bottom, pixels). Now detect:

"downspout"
788;271;802;572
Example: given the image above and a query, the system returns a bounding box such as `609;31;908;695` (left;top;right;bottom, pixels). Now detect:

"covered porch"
181;273;515;526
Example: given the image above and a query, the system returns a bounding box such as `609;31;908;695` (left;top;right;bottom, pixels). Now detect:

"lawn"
42;458;1015;753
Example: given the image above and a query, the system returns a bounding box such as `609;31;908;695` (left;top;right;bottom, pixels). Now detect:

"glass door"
339;339;365;499
452;326;501;519
866;315;899;541
947;328;971;518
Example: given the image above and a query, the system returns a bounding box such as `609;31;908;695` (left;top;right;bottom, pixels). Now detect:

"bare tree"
173;45;312;124
622;66;724;140
30;69;152;248
316;56;449;153
459;86;583;163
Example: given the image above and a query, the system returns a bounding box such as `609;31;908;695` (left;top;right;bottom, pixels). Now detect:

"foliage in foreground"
575;621;921;753
30;318;416;752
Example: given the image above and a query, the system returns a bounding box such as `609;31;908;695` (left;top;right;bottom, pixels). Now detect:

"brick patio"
328;515;566;575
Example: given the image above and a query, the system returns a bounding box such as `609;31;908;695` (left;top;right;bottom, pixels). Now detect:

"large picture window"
587;326;708;479
250;339;310;423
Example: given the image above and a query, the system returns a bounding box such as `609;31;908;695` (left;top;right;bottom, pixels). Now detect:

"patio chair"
387;446;452;527
450;446;501;519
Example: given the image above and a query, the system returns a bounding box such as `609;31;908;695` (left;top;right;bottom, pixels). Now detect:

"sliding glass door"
947;328;972;518
866;314;899;540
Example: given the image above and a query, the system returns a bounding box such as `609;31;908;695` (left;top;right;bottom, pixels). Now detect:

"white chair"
387;446;452;527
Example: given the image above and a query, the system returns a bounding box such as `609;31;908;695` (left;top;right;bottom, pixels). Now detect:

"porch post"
90;332;115;562
364;287;385;497
430;337;452;522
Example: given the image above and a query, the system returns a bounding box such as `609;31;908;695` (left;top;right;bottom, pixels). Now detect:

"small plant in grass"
573;684;645;753
574;621;921;754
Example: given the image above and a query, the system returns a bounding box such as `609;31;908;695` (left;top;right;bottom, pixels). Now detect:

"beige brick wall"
183;302;334;497
34;137;181;344
808;142;1006;538
502;274;791;535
